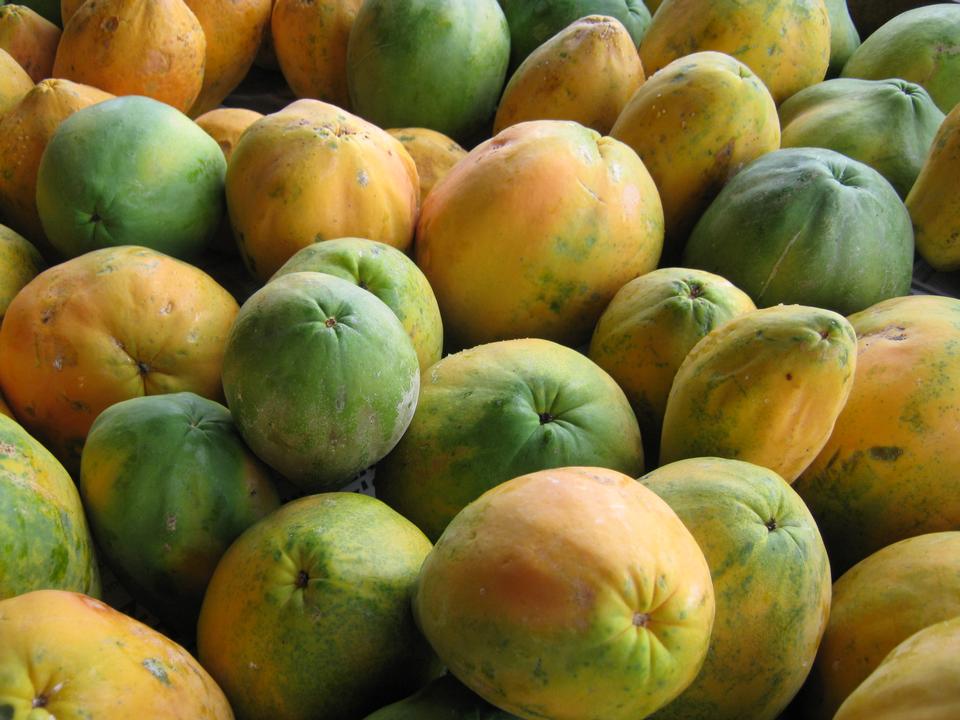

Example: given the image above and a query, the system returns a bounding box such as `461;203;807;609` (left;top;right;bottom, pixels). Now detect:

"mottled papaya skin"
798;532;960;720
640;0;831;104
53;0;206;113
794;295;960;574
375;339;644;541
0;590;233;719
660;304;857;483
415;120;663;350
834;615;960;720
0;48;32;116
363;674;520;720
386;127;467;205
841;4;960;113
907;102;960;270
0;224;44;322
0;5;60;83
413;467;715;720
780;78;944;198
0;415;100;600
588;268;755;465
198;493;439;720
610;51;779;258
494;15;644;136
643;458;831;720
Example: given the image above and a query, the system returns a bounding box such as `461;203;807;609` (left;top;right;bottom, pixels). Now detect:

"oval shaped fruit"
416;120;664;350
413;466;715;720
0;590;233;718
0;48;33;116
906;101;960;269
841;4;960;113
0;246;239;472
195;107;263;162
660;304;857;483
834;615;960;720
610;51;780;256
779;78;944;198
639;0;830;104
642;458;831;720
0;4;60;83
0;224;44;322
222;271;419;491
0;78;112;253
589;268;756;465
271;237;443;371
0;415;99;600
79;392;280;631
494;15;645;136
386;127;466;204
347;0;510;145
53;0;206;113
36;95;226;261
376;338;644;540
226;99;419;281
799;532;960;719
198;492;438;720
363;674;520;720
683;148;914;315
793;295;960;573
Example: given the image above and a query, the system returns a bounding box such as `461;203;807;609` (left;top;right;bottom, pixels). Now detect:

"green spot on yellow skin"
142;658;171;686
0;704;13;720
870;446;904;461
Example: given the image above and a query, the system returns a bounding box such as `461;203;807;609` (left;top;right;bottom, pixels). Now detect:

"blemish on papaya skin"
142;658;171;686
869;446;904;461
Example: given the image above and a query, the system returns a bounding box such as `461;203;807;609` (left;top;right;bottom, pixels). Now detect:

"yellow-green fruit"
642;458;831;720
660;304;857;483
588;267;755;464
834;615;960;720
416;119;664;350
639;0;830;104
0;224;43;322
387;127;466;205
907;102;960;270
800;532;960;720
494;15;645;136
611;50;779;257
0;48;32;116
227;99;419;281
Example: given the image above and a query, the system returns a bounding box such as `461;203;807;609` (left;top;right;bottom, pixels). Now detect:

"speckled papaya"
0;5;60;83
660;304;857;483
386;127;466;205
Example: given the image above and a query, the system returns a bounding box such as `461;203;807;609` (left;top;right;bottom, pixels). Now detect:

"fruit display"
2;1;960;718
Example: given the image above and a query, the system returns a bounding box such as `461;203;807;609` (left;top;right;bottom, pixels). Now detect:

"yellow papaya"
0;223;44;323
0;48;32;116
386;127;466;205
195;107;263;162
0;5;60;83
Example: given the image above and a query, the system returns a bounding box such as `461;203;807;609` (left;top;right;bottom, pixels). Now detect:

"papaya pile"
2;0;960;718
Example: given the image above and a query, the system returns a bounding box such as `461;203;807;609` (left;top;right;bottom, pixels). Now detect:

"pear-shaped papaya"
0;4;60;82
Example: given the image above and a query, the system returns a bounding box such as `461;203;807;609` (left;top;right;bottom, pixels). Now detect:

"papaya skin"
0;48;33;117
0;5;60;83
0;224;44;323
195;107;263;162
386;127;466;205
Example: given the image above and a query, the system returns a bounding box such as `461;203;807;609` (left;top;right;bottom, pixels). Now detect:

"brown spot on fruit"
633;612;650;627
869;446;904;462
31;695;47;709
765;518;778;532
324;317;337;328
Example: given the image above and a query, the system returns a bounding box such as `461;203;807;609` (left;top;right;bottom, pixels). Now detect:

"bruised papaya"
0;4;60;82
386;127;466;205
494;15;645;136
660;304;857;483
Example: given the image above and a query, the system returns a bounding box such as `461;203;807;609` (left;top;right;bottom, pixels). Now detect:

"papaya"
0;246;239;473
793;295;960;574
0;415;100;601
375;338;644;540
413;467;715;720
0;48;32;116
824;0;860;77
19;0;59;25
0;224;43;322
416;120;663;350
195;107;263;162
198;493;439;720
841;4;960;113
0;392;12;420
588;268;756;466
364;674;519;720
610;51;780;257
79;392;280;632
272;0;362;109
834;615;960;720
494;15;645;136
0;5;60;82
0;78;112;255
499;0;651;71
798;532;960;719
53;0;206;114
683;148;914;315
846;0;946;37
36;95;226;261
780;78;944;198
642;458;831;720
226;99;419;282
0;590;233;719
660;304;857;483
347;0;510;146
271;237;443;371
58;0;83;23
639;0;831;104
386;127;467;205
222;272;419;491
906;101;960;269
